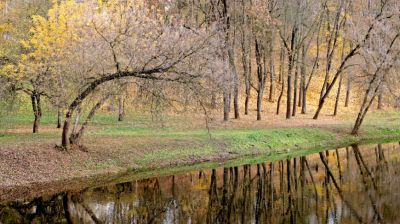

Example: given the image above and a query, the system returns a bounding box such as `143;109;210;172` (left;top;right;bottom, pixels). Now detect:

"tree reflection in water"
1;143;400;224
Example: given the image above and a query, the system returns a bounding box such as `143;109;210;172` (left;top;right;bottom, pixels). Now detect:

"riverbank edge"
1;126;400;202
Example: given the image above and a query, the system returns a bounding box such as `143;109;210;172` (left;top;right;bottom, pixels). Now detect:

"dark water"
1;143;400;224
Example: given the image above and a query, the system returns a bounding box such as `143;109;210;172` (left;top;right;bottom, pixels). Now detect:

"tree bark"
241;0;251;116
334;41;346;116
377;91;383;110
70;96;110;145
268;42;275;102
333;73;343;116
31;92;42;133
61;66;188;149
229;46;240;119
57;107;62;129
255;39;266;121
345;74;351;107
286;55;293;119
286;27;296;119
118;96;125;121
292;53;299;117
277;47;286;115
313;2;389;119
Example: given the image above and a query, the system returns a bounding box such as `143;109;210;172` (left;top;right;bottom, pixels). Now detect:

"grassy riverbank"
0;110;400;201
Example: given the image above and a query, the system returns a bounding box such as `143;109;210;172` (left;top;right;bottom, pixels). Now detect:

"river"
1;142;400;223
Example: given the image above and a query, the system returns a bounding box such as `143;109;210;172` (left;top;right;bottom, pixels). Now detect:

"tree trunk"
241;0;251;116
345;74;351;107
268;43;275;102
292;54;299;117
333;72;343;116
31;92;42;133
70;96;110;145
277;78;284;115
301;85;307;114
255;39;265;121
57;107;62;129
229;46;240;119
72;107;81;134
286;57;293;119
298;79;303;107
118;96;125;121
377;92;383;110
352;73;384;135
334;41;346;116
286;27;296;119
211;92;217;109
61;112;72;149
223;88;230;121
257;89;263;121
277;47;286;115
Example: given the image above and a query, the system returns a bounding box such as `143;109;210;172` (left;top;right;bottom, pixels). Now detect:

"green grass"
1;110;400;201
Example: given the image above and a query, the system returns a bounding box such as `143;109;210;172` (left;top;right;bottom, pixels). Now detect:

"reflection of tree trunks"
255;164;264;224
241;165;251;224
335;149;342;180
377;144;388;170
269;163;274;211
352;145;377;190
62;193;74;224
227;167;239;220
71;195;103;224
319;152;363;223
304;158;317;201
293;158;298;190
352;146;382;222
217;168;229;223
300;157;305;213
207;169;218;224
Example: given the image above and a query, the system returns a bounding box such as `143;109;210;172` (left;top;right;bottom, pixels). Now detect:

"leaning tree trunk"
70;96;110;145
352;74;384;135
333;72;343;116
333;41;346;116
345;74;351;107
31;92;42;133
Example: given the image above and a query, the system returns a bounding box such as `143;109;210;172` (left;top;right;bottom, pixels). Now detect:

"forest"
1;0;400;146
0;1;400;220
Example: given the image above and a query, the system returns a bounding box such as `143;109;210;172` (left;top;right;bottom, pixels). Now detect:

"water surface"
1;142;400;223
